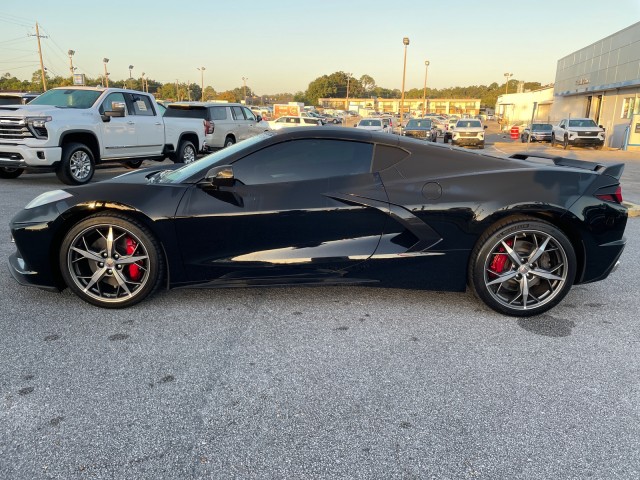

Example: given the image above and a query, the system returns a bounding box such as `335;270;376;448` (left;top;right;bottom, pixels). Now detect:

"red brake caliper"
489;239;513;277
125;237;142;281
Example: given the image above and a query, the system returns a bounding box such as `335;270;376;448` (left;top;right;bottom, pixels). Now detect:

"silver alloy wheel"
483;229;569;312
66;224;151;304
182;144;196;163
70;150;92;181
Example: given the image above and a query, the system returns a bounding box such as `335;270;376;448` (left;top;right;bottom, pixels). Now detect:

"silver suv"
165;102;271;150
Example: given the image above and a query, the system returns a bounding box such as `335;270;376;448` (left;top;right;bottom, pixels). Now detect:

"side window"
99;92;127;114
303;118;319;124
243;107;256;121
210;107;228;120
372;144;410;171
129;94;155;116
231;106;245;120
232;139;373;185
275;117;286;123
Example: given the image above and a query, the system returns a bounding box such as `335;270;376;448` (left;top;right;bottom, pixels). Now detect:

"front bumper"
8;251;59;292
569;137;605;146
452;137;484;146
529;134;552;142
0;144;62;168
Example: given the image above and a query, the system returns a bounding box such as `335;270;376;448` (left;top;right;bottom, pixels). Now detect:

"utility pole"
30;22;48;91
242;77;248;104
197;67;205;101
103;58;109;87
345;72;352;113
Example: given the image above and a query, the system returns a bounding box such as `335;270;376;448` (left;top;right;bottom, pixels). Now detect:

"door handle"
126;121;135;125
155;122;162;125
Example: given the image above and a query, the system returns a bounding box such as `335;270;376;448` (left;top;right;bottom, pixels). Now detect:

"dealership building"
497;21;640;149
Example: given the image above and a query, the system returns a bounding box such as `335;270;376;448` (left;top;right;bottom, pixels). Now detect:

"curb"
623;201;640;217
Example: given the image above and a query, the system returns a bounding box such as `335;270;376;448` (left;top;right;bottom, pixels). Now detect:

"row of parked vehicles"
520;119;606;149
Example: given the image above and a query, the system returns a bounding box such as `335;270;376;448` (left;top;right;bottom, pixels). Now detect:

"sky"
1;0;639;95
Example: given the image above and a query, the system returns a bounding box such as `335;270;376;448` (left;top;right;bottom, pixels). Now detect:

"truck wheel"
595;144;604;150
563;136;570;150
551;134;556;147
125;159;144;169
175;140;196;164
224;136;235;148
0;167;24;179
56;143;95;185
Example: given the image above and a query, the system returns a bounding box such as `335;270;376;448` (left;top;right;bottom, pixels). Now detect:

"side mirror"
105;102;126;118
484;125;488;129
203;164;235;188
257;115;262;122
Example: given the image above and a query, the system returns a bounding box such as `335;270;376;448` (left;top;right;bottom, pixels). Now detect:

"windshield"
456;120;482;128
158;132;274;184
568;119;598;128
406;120;433;128
359;119;381;126
531;123;552;131
29;89;102;109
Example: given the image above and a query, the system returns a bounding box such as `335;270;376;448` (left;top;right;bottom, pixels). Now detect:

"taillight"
204;120;214;135
595;185;623;204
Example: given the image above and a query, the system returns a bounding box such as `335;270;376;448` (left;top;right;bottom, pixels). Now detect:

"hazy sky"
1;1;639;94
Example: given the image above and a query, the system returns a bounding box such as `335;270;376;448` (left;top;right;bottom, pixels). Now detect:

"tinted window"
129;94;155;116
303;118;319;124
373;144;410;171
164;106;207;119
406;120;433;128
31;89;101;109
568;119;598;128
233;139;373;185
231;106;245;120
210;106;228;120
359;119;382;127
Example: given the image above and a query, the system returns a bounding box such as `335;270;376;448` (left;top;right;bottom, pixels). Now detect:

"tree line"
1;70;544;108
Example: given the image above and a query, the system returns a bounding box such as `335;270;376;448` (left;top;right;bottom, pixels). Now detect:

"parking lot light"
422;60;430;117
400;37;410;133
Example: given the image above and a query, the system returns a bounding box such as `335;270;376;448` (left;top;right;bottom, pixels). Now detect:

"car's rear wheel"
56;142;95;185
468;217;576;317
224;136;235;148
175;139;197;164
125;159;144;169
0;166;24;179
595;144;604;150
59;213;165;308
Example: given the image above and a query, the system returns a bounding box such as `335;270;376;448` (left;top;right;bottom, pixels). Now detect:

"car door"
98;92;136;158
242;106;264;137
230;105;248;141
127;93;164;156
174;138;389;283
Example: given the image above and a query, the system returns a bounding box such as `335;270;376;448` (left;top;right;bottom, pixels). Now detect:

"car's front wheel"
0;166;24;179
563;136;570;150
56;142;95;185
59;213;165;308
468;217;576;317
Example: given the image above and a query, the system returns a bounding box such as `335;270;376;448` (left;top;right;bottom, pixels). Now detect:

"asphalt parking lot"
1;145;639;479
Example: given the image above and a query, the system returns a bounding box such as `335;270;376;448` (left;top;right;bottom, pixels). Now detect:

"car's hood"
0;104;86;117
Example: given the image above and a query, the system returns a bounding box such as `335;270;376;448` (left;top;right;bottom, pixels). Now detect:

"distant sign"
73;73;86;86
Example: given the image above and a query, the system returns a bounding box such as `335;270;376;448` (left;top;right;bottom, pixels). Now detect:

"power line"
0;14;33;28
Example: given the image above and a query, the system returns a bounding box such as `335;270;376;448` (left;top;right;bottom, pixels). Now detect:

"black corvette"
8;127;627;316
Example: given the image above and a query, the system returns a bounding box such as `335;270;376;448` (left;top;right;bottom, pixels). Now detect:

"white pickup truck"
551;117;605;150
0;87;206;185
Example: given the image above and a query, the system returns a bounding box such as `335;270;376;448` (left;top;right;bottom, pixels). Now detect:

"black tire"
551;134;556;147
595;143;604;150
173;139;197;164
224;136;235;148
59;213;165;308
0;166;24;179
468;216;576;317
521;134;526;143
563;136;570;150
56;142;95;185
125;159;144;169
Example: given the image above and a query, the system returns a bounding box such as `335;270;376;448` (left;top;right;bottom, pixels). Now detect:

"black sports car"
8;127;627;316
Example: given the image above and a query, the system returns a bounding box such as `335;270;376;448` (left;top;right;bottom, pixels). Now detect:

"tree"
360;74;376;95
216;90;236;102
202;86;217;101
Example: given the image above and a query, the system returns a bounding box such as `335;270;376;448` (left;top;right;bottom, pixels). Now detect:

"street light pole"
128;65;134;89
399;37;410;133
197;67;206;101
103;58;109;88
504;72;513;94
68;50;75;79
242;77;248;104
422;60;430;117
141;72;146;92
345;72;352;115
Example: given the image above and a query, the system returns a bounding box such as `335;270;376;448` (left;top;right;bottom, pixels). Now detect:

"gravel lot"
1;162;639;479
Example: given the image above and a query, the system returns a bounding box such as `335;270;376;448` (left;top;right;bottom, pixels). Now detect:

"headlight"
25;189;73;209
479;132;484;139
26;116;52;139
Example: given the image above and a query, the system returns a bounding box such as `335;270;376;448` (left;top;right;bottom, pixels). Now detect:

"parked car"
444;117;459;142
165;102;270;150
521;123;553;143
355;118;391;133
402;118;437;141
0;92;39;105
551;118;605;149
268;116;322;130
323;114;343;124
9;127;627;317
0;87;206;185
450;119;487;148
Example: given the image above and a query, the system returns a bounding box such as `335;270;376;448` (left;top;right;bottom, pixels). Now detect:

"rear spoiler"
509;153;624;180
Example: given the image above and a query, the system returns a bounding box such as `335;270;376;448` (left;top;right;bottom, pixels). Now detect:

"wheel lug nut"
107;269;112;274
98;262;104;267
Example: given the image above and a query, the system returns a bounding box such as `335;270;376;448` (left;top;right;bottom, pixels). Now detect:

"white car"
355;118;392;133
450;119;487;149
268;116;323;130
